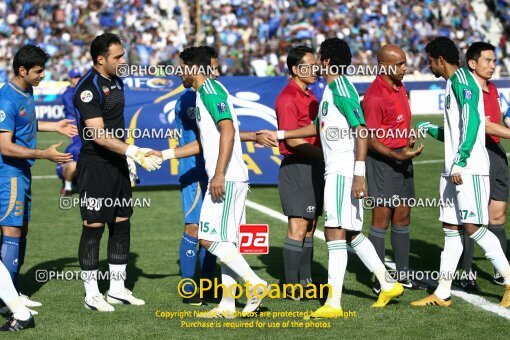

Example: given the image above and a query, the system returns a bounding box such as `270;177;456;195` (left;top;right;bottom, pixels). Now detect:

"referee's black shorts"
77;156;133;223
278;155;324;220
366;149;415;208
487;141;509;202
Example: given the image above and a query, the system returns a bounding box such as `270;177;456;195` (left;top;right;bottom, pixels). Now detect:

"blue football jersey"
0;80;37;175
174;89;207;183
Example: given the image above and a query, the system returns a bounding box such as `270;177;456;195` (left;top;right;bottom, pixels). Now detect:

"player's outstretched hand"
396;142;424;160
352;175;367;199
145;150;163;158
139;147;162;171
56;119;78;138
43;141;73;163
146;149;178;161
255;130;278;148
209;172;226;200
125;145;162;171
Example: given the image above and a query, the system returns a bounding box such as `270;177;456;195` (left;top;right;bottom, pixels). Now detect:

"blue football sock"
199;245;217;279
15;234;27;290
1;236;20;282
179;233;198;293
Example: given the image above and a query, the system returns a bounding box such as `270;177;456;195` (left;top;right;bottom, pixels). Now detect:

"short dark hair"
319;38;352;68
90;33;122;65
425;36;460;66
202;46;218;59
180;47;211;68
466;41;495;68
287;45;314;76
13;45;49;76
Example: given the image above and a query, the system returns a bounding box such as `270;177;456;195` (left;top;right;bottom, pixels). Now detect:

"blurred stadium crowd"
0;0;508;80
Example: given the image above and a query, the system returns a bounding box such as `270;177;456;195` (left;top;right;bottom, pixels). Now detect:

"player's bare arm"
368;135;424;161
280;123;322;158
283;123;318;139
258;123;317;142
485;120;510;139
352;125;368;199
37;119;78;138
258;123;322;159
0;131;72;163
210;119;235;200
147;139;203;160
240;131;277;147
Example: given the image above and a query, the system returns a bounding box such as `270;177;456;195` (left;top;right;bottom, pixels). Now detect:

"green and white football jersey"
442;67;489;176
316;75;366;177
195;78;248;182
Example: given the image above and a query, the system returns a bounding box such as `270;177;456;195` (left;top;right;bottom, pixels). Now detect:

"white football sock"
471;227;510;285
208;242;265;286
349;234;393;290
218;263;237;311
64;180;72;191
325;240;347;309
0;262;31;321
82;270;101;298
435;228;463;300
109;263;127;294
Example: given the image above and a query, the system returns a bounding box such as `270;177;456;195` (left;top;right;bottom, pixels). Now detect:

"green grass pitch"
11;115;510;338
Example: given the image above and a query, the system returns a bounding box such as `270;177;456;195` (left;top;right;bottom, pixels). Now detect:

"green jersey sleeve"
415;121;444;142
201;93;233;124
451;81;480;167
332;94;366;128
199;79;233;124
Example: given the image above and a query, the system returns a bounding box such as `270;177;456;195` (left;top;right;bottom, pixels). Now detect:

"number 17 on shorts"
238;224;269;254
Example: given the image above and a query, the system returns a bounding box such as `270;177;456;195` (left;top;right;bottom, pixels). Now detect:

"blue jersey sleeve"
0;99;17;132
174;95;185;143
176;90;199;145
62;87;76;120
174;89;207;183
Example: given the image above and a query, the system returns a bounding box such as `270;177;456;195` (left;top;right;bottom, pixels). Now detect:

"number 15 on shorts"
239;224;269;254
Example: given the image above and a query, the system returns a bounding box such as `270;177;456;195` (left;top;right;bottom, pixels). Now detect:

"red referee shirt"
484;81;501;144
363;75;411;149
275;79;320;156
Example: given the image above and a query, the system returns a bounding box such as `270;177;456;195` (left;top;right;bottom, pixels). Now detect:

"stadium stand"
0;0;508;80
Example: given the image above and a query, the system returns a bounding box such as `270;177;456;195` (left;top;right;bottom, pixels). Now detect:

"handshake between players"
142;131;277;168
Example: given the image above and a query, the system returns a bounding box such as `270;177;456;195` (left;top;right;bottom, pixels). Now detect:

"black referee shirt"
73;67;126;163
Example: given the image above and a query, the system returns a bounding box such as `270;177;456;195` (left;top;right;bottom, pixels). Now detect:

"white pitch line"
246;199;510;321
37;140;69;145
450;291;510;320
27;152;510;179
33;175;58;179
383;260;510;320
413;159;442;165
246;200;325;241
414;153;510;165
